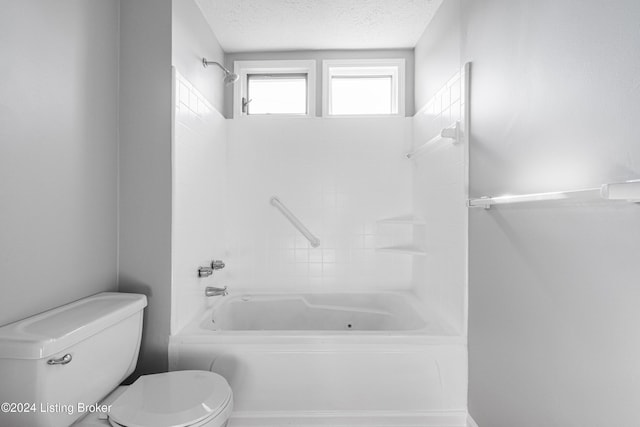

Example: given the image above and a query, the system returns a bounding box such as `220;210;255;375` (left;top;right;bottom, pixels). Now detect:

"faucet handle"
198;266;213;277
211;260;226;270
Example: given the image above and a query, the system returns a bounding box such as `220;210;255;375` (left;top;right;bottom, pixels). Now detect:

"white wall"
225;118;414;291
463;0;640;425
224;50;415;118
414;0;461;110
119;0;173;375
0;0;119;325
172;0;226;113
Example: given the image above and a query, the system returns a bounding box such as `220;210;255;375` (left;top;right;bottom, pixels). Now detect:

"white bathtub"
169;291;467;427
209;292;426;332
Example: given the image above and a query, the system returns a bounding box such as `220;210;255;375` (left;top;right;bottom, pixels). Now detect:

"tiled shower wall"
225;118;414;290
412;68;468;334
172;71;465;329
172;75;416;330
172;70;228;333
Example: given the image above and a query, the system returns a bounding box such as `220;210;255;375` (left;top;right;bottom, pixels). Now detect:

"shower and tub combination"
170;57;470;425
170;180;467;424
170;290;467;426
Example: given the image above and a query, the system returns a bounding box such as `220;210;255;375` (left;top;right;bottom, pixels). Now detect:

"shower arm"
202;58;239;86
202;58;232;74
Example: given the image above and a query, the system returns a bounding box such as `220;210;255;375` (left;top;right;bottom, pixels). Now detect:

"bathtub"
169;291;467;427
209;292;426;332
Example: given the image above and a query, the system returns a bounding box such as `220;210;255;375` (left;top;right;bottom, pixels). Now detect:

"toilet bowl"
106;371;232;427
0;292;233;427
76;371;233;427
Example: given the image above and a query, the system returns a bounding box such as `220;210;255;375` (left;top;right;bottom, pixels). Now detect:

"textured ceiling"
194;0;444;52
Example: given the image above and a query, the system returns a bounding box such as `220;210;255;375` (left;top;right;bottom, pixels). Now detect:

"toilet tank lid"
0;292;147;360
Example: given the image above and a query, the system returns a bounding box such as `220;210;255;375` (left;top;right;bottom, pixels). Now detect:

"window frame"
233;60;316;118
322;59;406;118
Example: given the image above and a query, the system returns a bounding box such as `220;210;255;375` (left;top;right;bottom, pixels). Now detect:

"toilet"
0;292;233;427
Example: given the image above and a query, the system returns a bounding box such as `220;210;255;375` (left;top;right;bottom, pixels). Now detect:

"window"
233;60;316;117
246;74;307;115
322;59;405;117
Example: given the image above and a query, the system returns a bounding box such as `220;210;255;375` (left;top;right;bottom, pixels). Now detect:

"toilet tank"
0;292;147;427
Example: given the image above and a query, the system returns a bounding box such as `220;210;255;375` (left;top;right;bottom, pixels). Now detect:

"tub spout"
205;286;228;297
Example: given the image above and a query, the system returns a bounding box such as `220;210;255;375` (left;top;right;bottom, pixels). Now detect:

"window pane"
248;74;307;115
330;76;392;115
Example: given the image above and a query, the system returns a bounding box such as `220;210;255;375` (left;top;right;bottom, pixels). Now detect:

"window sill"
234;114;315;120
322;113;406;119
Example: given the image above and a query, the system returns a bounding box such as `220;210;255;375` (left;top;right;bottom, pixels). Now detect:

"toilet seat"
108;370;232;427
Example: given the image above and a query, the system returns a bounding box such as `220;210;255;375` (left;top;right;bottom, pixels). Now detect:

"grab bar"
270;196;320;248
405;121;460;160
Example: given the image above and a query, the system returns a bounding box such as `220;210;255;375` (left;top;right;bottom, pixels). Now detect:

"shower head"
202;58;239;86
223;71;240;85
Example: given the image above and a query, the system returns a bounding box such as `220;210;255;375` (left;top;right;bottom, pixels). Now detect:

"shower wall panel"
172;70;228;334
411;70;468;335
225;117;413;291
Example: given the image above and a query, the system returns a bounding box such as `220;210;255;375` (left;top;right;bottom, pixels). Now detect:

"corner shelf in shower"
375;215;427;256
375;245;427;256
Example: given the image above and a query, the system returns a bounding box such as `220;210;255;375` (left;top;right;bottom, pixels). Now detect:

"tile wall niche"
411;68;468;334
172;70;228;333
225;117;414;291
